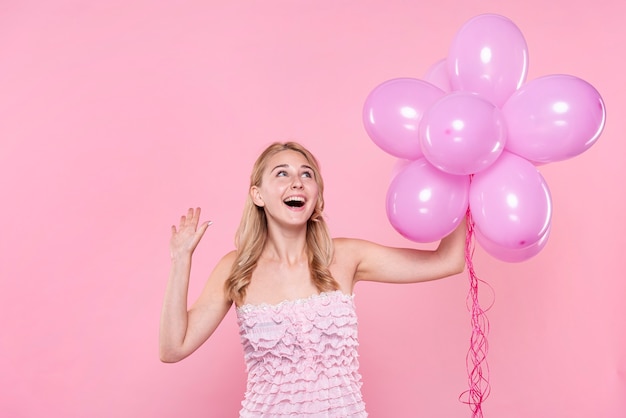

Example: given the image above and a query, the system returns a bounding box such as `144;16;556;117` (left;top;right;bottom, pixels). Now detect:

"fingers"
192;221;212;244
176;208;208;230
170;209;212;256
191;207;201;225
198;220;213;234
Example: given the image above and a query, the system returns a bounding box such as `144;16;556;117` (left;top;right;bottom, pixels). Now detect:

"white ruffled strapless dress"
236;290;367;417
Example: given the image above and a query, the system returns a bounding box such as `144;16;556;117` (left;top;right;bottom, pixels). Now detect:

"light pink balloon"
386;159;469;243
475;223;550;262
447;14;528;107
363;78;445;160
502;74;606;164
424;59;451;93
469;152;552;250
419;92;507;175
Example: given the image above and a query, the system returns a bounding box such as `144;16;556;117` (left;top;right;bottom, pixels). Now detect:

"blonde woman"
159;142;466;417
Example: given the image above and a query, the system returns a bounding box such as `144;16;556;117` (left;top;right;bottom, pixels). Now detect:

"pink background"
1;1;624;417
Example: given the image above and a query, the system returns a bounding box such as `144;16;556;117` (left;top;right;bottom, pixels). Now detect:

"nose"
291;177;303;189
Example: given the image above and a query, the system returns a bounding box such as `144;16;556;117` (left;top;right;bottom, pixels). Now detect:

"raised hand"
170;207;212;260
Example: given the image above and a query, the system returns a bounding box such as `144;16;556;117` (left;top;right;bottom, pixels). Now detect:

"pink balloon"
424;59;451;93
447;14;528;107
419;92;507;175
363;78;445;159
386;159;469;243
469;152;552;250
475;223;550;262
502;74;606;164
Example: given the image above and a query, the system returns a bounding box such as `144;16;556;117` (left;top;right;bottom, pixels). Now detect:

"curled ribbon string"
460;209;493;417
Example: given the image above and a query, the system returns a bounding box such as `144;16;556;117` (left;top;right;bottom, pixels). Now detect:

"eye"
302;170;313;178
276;170;288;177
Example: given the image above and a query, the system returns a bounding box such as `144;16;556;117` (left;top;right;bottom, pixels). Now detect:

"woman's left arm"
344;218;466;285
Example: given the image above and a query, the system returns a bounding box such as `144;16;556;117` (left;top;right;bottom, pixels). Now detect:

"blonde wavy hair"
225;142;339;305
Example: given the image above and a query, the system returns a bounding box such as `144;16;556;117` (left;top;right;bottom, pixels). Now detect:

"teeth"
284;196;305;202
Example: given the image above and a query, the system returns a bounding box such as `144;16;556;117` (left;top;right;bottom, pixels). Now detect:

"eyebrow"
270;164;314;172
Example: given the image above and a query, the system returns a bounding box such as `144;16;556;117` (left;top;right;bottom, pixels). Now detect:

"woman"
159;142;466;417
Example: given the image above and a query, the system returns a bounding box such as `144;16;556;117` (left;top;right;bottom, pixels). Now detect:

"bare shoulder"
332;237;362;257
332;238;394;289
218;249;237;267
332;237;378;270
330;238;359;291
210;250;237;283
192;250;237;308
333;237;379;258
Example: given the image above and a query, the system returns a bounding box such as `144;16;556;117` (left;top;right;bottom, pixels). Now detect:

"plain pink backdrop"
1;1;624;417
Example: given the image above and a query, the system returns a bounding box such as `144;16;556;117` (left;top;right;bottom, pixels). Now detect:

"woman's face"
252;149;320;227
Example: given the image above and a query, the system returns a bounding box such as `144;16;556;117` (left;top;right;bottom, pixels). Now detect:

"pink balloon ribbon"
460;210;493;418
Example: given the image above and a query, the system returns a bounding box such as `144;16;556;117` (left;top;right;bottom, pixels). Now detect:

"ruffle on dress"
236;291;367;417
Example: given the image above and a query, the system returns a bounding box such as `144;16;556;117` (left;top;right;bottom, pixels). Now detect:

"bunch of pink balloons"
363;14;605;262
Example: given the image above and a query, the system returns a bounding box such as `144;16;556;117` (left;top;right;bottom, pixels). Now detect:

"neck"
262;227;308;266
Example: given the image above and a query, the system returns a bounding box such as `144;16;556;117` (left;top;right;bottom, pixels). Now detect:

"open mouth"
284;196;305;208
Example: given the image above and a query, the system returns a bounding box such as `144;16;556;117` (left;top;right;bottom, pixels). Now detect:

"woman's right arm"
159;208;234;363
